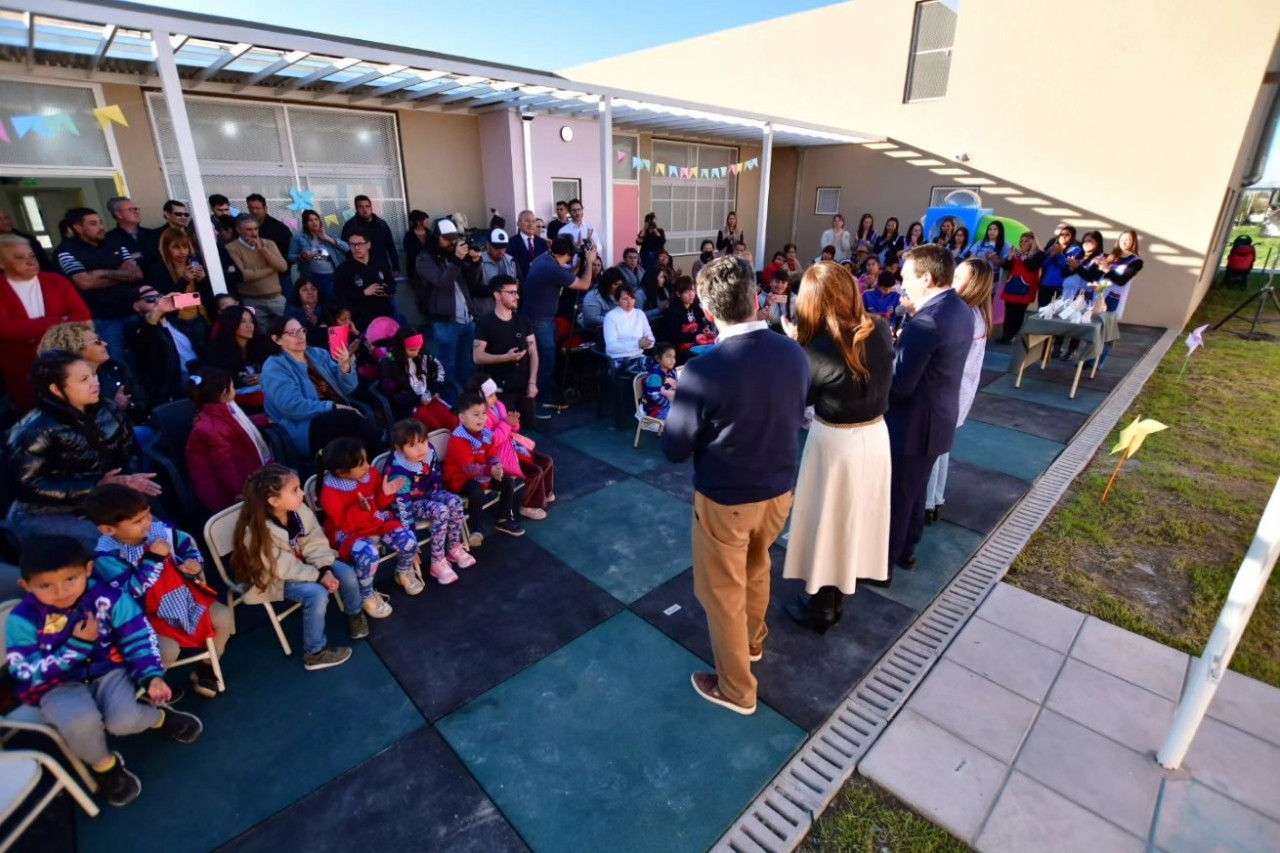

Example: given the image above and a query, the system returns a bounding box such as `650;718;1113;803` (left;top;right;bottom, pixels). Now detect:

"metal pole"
1157;476;1280;769
521;113;536;215
598;95;613;264
755;122;773;268
152;29;226;296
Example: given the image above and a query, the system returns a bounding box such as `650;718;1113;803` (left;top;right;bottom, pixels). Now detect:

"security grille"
551;178;581;210
147;93;408;251
905;1;958;103
0;80;113;170
815;187;841;216
652;140;737;256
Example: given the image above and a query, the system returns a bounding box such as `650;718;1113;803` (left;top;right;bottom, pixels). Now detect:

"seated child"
862;273;903;325
233;463;366;670
83;485;235;699
642;343;679;420
318;437;420;608
7;536;203;807
465;375;555;522
443;393;524;545
383;419;475;586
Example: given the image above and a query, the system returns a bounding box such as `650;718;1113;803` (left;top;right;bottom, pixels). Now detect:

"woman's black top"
639;228;666;257
804;319;894;425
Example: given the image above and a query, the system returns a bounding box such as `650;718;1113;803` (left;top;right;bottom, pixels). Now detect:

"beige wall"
101;83;167;213
396;109;486;224
566;0;1280;328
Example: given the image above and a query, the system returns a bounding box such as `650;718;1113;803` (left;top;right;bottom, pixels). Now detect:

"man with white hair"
508;209;547;279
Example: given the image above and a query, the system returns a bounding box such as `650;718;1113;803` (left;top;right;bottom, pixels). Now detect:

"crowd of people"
0;190;1146;803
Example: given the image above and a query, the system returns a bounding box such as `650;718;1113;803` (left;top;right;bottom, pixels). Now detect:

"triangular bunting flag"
0;121;8;144
655;163;666;176
700;168;709;179
679;167;689;179
632;156;643;170
47;114;79;136
93;105;129;130
341;209;356;222
747;157;759;170
11;115;49;139
642;159;651;171
728;163;738;175
616;149;628;163
324;213;340;226
283;217;299;231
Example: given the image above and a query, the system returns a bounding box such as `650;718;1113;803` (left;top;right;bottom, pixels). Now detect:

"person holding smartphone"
126;285;202;405
148;229;210;339
334;232;398;328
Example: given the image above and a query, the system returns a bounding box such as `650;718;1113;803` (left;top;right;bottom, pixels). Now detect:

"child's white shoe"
448;544;476;568
519;506;547;520
430;559;459;585
468;530;484;549
396;567;425;596
362;591;393;618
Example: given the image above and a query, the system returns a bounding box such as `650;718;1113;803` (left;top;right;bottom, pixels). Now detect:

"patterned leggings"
403;491;466;562
347;528;419;597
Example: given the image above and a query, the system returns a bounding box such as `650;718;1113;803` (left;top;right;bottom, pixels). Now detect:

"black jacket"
127;318;195;406
413;250;483;323
96;358;151;425
343;215;399;274
377;354;446;420
7;393;135;509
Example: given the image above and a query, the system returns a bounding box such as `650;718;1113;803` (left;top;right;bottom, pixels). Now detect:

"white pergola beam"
755;122;773;261
349;73;423;103
87;23;117;77
599;95;614;263
191;41;251;83
326;64;405;96
273;56;359;95
235;50;309;91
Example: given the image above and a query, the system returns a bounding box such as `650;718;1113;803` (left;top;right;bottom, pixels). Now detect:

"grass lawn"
800;776;971;853
1007;281;1280;687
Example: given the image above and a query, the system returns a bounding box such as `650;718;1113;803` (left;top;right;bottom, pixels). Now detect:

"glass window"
905;1;959;102
651;141;738;255
0;80;113;169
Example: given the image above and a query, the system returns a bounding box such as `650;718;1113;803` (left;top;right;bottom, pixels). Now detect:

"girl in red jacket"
318;437;421;616
185;367;272;513
443;393;523;545
999;232;1045;344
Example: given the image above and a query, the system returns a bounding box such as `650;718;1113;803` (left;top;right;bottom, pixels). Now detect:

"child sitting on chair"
383;419;475;586
6;536;203;807
83;485;234;700
318;437;421;610
465;374;555;522
443;393;524;545
233;464;365;671
642;343;679;420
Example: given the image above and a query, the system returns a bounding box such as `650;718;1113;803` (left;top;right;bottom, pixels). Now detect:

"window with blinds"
905;0;959;103
651;140;737;256
146;93;408;240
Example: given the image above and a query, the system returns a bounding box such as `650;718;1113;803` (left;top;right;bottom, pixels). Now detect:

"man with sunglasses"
126;285;198;405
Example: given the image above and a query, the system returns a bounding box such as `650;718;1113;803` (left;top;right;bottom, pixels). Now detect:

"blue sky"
128;0;840;71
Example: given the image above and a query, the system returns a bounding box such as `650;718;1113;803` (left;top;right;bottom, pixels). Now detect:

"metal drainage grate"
713;329;1179;853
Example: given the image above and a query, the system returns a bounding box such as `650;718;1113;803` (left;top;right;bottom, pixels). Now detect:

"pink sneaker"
429;560;459;585
448;544;477;568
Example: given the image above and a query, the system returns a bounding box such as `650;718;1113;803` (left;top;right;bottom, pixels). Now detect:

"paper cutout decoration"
229;206;241;218
341;209;355;222
655;163;666;176
286;188;315;212
1102;416;1168;502
616;149;628;163
642;159;650;171
324;213;340;226
283;217;299;231
11;115;50;139
729;163;738;175
47;114;79;136
746;157;759;169
93;105;129;130
699;168;708;179
0;122;8;144
632;156;643;171
1177;323;1209;381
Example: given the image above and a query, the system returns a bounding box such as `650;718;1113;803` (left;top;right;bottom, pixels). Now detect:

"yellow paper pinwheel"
1103;416;1168;501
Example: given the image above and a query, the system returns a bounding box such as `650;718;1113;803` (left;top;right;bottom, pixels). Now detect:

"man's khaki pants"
691;490;793;709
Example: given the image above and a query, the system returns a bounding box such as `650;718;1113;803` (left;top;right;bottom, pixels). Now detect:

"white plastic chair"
204;503;303;657
632;373;666;448
0;601;97;795
0;750;99;847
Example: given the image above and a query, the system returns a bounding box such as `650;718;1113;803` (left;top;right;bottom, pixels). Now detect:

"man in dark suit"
663;256;809;715
884;244;974;582
508;209;547;280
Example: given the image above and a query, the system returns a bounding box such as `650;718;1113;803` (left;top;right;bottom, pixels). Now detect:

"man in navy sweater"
885;244;974;582
663;256;809;715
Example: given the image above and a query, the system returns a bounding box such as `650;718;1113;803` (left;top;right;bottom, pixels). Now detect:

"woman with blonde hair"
781;261;895;633
924;258;992;523
148;228;209;336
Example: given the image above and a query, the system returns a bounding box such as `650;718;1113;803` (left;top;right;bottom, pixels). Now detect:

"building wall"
527;115;603;244
565;0;1280;327
396;109;486;226
477;109;523;226
101;83;167;213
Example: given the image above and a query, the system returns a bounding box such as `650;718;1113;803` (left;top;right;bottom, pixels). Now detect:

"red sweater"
1000;255;1042;306
318;468;401;559
443;427;500;493
0;272;91;413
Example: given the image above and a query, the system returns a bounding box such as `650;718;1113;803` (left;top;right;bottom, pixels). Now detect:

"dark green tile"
983;373;1108;414
983;349;1012;372
524;478;693;603
967;393;1087;443
437;612;805;853
875;521;987;611
554;420;676;476
79;614;425;853
950;421;1063;482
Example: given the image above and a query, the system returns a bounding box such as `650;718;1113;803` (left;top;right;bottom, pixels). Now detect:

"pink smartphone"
328;324;349;360
172;292;202;309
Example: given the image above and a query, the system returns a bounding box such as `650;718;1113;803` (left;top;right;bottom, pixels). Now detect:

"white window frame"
651;139;738;256
0;74;127;185
904;0;958;104
815;187;841;216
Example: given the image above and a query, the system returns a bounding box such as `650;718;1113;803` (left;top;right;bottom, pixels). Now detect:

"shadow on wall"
845;138;1208;330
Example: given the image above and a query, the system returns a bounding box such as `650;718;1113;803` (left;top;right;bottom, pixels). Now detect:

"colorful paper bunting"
655;163;666;176
324;213;340;226
286;188;316;213
632;156;643;171
616;149;628;163
341;209;356;222
283;217;299;231
11;116;50;139
47;114;79;136
93;105;128;130
0;122;8;144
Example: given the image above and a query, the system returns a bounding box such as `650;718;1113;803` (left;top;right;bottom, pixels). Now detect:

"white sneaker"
396;568;425;596
362;591;393;618
429;560;459;585
519;506;547;520
468;530;484;549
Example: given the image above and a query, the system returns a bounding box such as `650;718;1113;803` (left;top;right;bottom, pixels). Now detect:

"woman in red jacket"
185;367;273;513
0;233;91;413
998;232;1046;344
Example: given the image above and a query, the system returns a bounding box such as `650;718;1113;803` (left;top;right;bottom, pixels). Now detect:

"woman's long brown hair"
160;228;195;285
956;258;994;337
795;261;875;381
231;463;298;592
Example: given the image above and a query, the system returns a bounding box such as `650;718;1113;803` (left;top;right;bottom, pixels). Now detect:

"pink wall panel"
612;184;639;267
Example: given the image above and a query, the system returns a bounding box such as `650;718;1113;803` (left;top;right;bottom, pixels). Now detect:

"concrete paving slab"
1154;779;1280;853
910;659;1039;763
1070;616;1188;700
1183;715;1280;822
860;709;1009;842
1046;658;1177;753
1206;668;1280;747
1015;710;1163;839
976;771;1145;853
976;583;1084;652
946;616;1065;704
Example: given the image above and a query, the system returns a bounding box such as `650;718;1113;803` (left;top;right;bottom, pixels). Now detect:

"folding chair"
0;602;98;795
204;502;302;657
0;750;99;848
632;374;666;448
305;475;413;580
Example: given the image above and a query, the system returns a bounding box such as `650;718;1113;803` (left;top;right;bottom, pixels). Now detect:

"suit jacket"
885;288;975;458
507;233;548;280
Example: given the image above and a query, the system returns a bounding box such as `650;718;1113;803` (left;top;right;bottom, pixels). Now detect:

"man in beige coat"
225;213;288;323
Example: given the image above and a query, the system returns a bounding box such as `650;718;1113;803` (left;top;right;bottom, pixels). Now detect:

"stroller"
1223;234;1256;289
